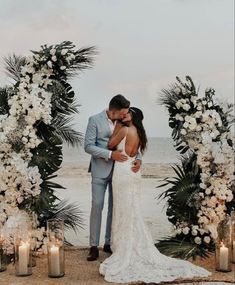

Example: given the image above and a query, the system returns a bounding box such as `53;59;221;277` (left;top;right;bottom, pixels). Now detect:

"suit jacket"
84;110;114;178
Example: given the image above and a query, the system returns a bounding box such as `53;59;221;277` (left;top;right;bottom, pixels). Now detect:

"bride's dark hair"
129;107;147;154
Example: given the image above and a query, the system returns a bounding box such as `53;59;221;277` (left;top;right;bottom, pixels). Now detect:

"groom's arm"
84;116;110;160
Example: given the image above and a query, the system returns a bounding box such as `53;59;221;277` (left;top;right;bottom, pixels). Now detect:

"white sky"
0;0;234;137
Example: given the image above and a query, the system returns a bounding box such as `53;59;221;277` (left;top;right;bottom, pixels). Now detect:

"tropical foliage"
156;76;234;259
0;41;96;254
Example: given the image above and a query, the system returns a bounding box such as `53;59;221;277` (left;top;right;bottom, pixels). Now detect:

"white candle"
18;242;29;275
232;241;235;263
50;245;60;276
219;243;229;271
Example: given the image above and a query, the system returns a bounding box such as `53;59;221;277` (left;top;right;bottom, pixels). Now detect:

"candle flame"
220;241;225;247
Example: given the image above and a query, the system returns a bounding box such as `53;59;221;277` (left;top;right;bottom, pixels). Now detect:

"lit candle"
18;242;29;275
0;235;4;270
49;245;60;276
219;242;229;271
232;241;235;263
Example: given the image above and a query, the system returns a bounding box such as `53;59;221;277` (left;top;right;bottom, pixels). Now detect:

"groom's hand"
131;159;141;173
111;150;128;162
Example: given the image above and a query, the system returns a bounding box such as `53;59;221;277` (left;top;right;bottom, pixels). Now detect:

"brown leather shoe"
87;246;99;261
103;244;112;254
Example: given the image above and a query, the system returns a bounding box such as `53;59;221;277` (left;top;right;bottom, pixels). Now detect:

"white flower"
52;56;57;62
205;188;211;195
182;104;191;111
194;237;202;244
182;227;190;235
180;129;187;135
50;48;56;55
204;236;211;244
175;114;184;121
61;49;68;55
60;66;66;70
47;61;53;68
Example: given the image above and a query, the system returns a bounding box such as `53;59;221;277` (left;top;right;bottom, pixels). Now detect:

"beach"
53;162;175;246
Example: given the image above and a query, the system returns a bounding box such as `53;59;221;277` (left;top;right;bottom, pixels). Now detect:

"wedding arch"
0;41;96;254
157;76;234;259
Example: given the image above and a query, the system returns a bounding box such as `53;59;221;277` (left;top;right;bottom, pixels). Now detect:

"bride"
99;107;211;283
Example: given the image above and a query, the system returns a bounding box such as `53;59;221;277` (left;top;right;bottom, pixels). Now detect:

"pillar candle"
219;243;229;271
18;242;29;275
232;241;235;263
50;245;60;276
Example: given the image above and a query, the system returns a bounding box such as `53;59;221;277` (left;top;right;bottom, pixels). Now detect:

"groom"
84;95;141;261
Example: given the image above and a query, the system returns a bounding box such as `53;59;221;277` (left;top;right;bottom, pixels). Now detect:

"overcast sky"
0;0;234;137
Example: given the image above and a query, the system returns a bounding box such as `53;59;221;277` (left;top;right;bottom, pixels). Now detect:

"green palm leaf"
29;136;63;178
156;237;214;260
51;116;83;147
4;54;26;82
51;200;84;232
0;87;10;115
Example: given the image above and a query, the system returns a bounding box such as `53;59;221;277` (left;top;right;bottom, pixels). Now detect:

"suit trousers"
90;170;113;246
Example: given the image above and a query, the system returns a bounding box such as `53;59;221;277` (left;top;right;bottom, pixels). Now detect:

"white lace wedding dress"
99;134;211;283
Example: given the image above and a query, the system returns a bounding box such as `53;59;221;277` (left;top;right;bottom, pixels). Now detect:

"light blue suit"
84;110;114;246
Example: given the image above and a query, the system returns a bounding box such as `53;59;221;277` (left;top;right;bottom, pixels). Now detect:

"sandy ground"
0;247;234;285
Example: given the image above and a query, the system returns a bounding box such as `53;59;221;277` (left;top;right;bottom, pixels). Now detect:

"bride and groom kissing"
84;95;211;283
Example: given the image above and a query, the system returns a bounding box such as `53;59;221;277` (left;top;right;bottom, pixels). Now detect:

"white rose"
191;229;198;236
205;188;211;195
176;101;182;109
194;237;202;244
204;236;211;244
182;227;190;235
183;104;191;111
180;129;187;135
52;56;57;62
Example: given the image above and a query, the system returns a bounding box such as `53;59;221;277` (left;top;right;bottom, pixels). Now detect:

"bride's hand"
131;160;141;173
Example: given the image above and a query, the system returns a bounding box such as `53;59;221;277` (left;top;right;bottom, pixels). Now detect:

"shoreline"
53;163;175;246
57;162;176;179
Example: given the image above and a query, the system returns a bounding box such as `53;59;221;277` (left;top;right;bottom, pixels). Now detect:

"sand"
0;247;234;285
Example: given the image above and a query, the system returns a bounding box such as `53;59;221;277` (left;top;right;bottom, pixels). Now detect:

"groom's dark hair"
109;94;130;110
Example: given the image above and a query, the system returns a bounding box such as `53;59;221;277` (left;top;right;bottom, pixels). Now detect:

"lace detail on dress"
99;136;211;283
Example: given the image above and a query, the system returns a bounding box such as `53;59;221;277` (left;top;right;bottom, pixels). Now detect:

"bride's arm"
108;124;126;150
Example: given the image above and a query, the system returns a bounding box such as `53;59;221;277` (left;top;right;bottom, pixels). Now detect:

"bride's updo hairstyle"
129;107;147;154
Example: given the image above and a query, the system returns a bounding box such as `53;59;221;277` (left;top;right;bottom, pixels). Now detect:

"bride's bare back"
124;126;139;157
108;123;140;157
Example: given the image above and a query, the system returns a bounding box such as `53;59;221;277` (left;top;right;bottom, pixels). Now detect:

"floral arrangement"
0;41;96;255
157;76;234;259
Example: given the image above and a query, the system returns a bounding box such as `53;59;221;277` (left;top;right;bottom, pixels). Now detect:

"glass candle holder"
231;210;235;263
0;235;7;272
215;217;232;272
47;219;65;278
14;233;32;276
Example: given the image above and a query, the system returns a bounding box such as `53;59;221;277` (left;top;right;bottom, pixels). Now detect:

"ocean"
62;137;179;167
